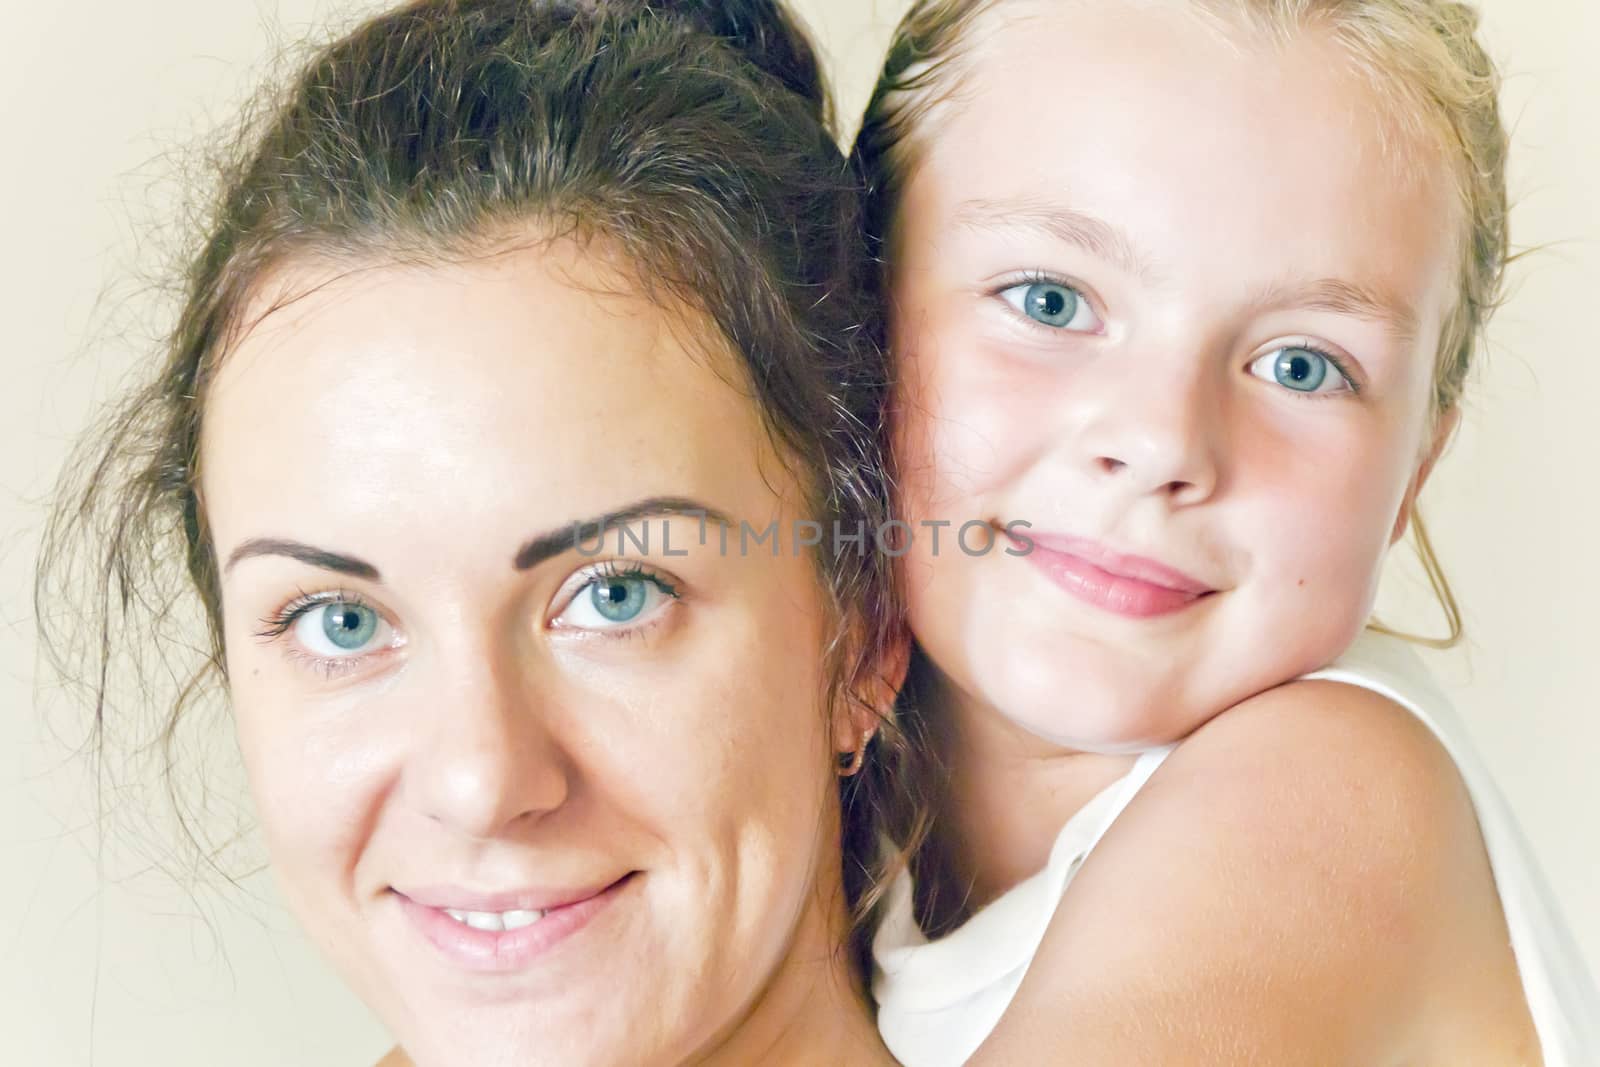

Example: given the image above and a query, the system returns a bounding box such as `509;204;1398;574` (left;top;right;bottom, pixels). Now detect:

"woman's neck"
699;966;890;1066
921;659;1139;917
691;870;894;1067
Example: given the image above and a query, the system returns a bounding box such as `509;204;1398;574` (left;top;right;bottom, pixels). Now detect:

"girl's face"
202;239;855;1066
890;0;1461;749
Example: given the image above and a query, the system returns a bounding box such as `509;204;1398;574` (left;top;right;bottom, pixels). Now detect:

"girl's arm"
969;680;1541;1065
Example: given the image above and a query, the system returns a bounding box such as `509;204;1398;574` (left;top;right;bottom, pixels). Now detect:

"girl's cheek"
900;334;1063;510
1255;495;1390;611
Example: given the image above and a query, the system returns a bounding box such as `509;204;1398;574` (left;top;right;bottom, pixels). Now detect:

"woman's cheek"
231;671;389;869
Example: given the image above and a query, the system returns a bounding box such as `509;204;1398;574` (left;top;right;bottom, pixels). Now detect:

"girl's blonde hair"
853;0;1514;649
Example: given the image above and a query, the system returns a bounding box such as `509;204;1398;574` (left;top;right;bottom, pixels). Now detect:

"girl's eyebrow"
1248;277;1420;344
957;197;1419;344
956;196;1157;282
225;539;379;580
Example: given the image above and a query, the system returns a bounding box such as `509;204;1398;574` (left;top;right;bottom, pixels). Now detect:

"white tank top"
872;631;1600;1066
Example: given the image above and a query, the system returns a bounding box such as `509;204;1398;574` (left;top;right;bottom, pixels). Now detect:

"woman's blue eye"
553;569;678;633
998;280;1100;332
320;602;379;650
1248;345;1351;395
279;598;392;662
589;577;649;623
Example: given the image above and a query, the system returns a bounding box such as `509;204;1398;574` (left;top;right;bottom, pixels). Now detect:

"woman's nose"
403;642;572;839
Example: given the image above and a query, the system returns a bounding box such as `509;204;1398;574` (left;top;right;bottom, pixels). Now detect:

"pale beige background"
3;1;1594;1063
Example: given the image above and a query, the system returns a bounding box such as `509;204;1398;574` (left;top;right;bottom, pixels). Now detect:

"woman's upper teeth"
443;908;546;932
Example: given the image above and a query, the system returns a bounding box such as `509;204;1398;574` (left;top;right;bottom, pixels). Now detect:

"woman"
37;1;909;1063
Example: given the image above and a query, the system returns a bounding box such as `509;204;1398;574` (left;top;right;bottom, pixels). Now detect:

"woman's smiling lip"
1008;529;1218;618
397;877;630;913
392;873;637;973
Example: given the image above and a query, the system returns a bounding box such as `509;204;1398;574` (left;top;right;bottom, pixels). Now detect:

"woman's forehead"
199;242;783;569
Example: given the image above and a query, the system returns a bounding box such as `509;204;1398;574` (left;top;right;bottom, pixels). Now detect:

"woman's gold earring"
836;728;875;778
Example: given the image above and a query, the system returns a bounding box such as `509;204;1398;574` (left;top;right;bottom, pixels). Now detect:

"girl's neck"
921;660;1140;920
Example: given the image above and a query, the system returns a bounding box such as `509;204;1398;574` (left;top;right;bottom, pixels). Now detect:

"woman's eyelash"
254;587;374;642
252;562;682;665
550;559;686;644
281;644;368;679
586;560;680;599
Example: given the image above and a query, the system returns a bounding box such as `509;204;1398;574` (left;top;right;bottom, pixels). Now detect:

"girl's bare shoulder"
973;679;1539;1063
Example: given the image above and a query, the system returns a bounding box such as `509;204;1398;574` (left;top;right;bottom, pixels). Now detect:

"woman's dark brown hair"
37;0;914;984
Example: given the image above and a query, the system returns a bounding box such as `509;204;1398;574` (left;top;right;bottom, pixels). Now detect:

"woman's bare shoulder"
971;679;1539;1064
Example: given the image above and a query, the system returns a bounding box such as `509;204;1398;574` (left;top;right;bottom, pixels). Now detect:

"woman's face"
203;238;853;1066
888;1;1460;749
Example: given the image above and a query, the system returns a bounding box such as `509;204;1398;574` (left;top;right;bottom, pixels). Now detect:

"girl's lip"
1007;530;1218;619
393;873;637;973
1010;530;1216;595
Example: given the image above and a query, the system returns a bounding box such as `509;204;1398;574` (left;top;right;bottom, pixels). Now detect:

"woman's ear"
834;625;911;757
1391;405;1462;545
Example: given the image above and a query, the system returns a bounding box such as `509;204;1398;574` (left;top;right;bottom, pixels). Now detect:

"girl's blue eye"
590;576;649;623
998;280;1100;332
1248;345;1351;395
1025;283;1077;326
1273;347;1327;391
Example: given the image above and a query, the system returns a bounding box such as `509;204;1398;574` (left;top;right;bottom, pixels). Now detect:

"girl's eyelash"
995;269;1088;299
990;270;1101;334
1278;340;1362;397
988;274;1362;395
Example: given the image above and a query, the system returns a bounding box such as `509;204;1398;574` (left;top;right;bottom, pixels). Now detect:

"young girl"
853;0;1600;1062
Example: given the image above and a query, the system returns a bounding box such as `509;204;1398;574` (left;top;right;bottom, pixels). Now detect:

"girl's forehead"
911;0;1452;191
898;0;1459;316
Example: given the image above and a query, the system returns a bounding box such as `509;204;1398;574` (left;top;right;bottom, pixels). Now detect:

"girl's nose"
1061;347;1224;508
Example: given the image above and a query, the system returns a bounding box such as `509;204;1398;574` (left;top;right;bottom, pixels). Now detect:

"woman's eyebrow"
513;496;734;571
219;498;731;581
224;539;380;580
